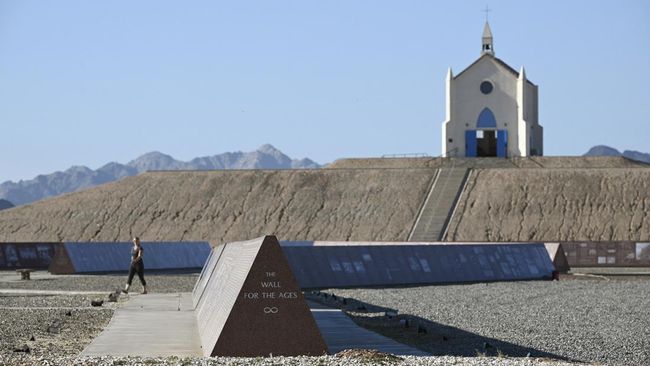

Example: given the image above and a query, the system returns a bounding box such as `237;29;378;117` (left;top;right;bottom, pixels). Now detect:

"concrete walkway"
82;293;427;357
81;293;202;357
309;301;429;356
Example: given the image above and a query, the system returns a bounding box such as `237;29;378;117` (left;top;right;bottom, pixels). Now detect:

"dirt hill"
0;157;648;243
327;156;648;169
445;168;650;241
0;169;433;243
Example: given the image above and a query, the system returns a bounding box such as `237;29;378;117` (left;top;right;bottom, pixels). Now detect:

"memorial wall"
48;241;211;274
0;242;59;270
280;241;557;288
560;241;650;267
193;235;327;357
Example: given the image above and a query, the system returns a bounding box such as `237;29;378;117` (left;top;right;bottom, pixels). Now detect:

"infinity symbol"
263;307;279;314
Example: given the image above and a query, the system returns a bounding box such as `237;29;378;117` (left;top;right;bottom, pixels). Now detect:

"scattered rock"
90;300;104;307
0;274;623;366
336;348;402;362
12;344;30;353
108;291;119;303
330;279;650;365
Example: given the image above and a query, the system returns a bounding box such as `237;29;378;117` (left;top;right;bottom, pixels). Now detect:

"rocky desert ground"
2;270;647;366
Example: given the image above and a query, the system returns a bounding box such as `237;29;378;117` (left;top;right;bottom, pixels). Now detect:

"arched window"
476;108;497;128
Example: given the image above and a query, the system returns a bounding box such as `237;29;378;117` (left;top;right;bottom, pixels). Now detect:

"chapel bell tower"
441;21;543;158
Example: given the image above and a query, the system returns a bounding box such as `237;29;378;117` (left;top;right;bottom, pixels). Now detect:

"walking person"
123;237;147;294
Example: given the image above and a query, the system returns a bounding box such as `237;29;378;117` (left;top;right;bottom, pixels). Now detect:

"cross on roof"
483;5;492;21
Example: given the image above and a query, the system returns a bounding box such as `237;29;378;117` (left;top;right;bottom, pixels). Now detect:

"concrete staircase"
408;168;470;242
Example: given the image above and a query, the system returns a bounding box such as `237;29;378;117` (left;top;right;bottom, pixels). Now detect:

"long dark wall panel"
0;242;60;269
49;242;211;274
280;241;556;289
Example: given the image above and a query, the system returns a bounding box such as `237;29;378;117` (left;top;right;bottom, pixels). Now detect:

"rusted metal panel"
0;242;60;270
48;243;76;274
560;241;650;267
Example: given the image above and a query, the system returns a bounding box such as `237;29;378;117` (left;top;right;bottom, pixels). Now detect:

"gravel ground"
0;271;194;364
0;354;583;366
0;272;631;365
0;271;198;293
0;294;97;307
328;278;650;366
0;294;115;359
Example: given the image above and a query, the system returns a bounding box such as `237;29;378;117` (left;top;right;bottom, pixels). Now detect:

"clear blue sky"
1;0;648;182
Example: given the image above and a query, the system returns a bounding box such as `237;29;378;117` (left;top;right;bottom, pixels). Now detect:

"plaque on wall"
0;243;60;270
194;235;327;357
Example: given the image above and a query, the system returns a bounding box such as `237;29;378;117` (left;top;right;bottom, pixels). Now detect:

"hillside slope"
0;169;433;243
0;158;648;243
445;168;650;241
328;156;648;169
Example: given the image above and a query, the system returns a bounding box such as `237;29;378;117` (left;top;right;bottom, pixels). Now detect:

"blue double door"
465;130;508;158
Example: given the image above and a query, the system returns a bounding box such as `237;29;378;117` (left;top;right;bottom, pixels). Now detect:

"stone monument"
193;235;328;356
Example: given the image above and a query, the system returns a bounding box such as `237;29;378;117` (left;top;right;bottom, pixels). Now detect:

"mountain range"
583;145;650;164
1;144;647;208
0;144;320;206
0;199;13;211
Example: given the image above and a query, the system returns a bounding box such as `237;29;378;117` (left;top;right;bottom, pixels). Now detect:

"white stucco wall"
527;83;542;155
442;54;542;157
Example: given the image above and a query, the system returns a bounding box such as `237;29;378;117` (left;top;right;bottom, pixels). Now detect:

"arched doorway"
476;108;497;157
465;108;508;158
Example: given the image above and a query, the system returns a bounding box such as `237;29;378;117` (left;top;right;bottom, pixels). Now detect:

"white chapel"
442;21;543;157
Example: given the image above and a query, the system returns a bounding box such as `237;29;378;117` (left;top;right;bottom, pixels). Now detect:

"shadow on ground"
307;291;573;361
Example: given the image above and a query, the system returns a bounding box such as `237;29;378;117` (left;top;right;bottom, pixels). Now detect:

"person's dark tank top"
132;246;143;261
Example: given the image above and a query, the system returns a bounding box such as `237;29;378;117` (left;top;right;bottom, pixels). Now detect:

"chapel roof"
454;53;537;87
